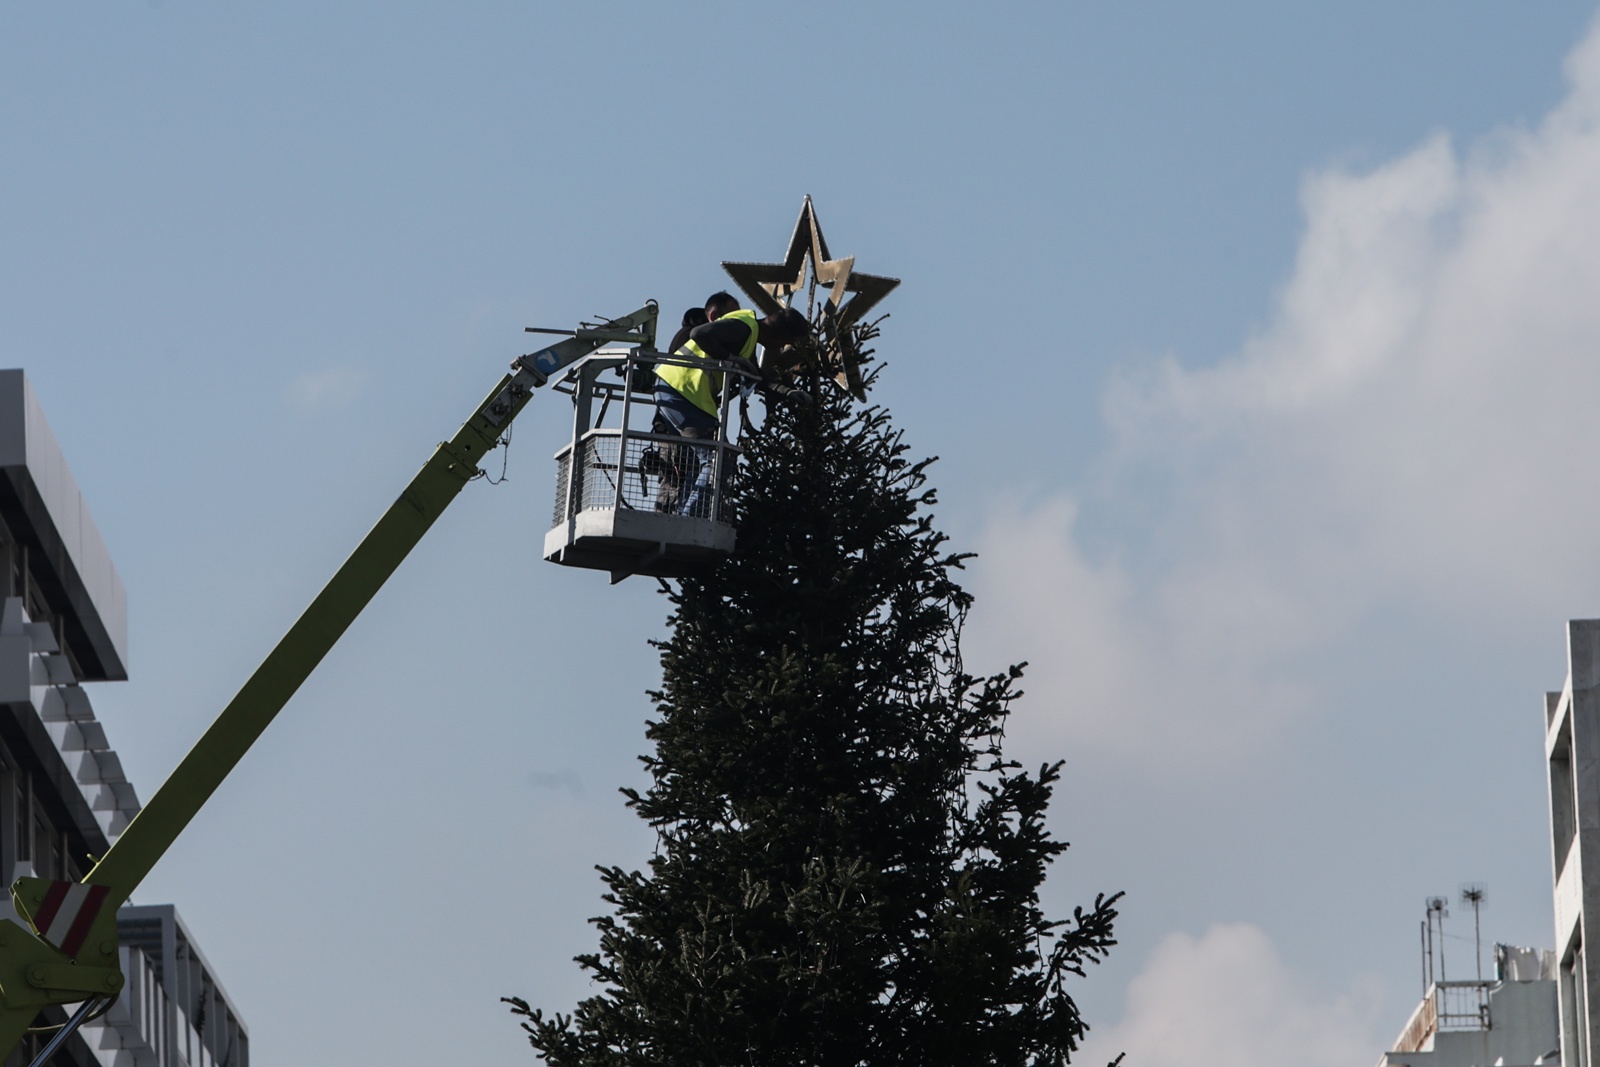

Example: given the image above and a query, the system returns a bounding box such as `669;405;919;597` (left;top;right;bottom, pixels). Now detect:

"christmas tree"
506;318;1120;1066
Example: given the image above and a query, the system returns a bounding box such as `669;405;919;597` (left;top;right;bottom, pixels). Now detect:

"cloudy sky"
7;4;1600;1065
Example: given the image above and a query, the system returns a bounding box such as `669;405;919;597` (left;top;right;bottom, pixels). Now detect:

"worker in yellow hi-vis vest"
651;300;809;514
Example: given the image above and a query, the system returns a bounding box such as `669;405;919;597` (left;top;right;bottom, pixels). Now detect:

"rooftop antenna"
1461;884;1487;983
1426;896;1449;986
1420;918;1428;994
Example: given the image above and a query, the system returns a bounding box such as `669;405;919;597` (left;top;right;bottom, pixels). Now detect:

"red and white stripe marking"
31;881;110;958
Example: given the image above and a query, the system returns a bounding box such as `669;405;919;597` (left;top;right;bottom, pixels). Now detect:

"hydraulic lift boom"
0;302;659;1062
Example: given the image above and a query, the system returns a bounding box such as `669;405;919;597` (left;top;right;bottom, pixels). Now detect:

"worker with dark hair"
638;293;741;395
651;305;810;514
704;290;740;320
660;292;742;361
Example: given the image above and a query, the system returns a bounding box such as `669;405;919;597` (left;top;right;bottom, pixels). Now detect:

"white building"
1377;945;1559;1067
1544;620;1600;1067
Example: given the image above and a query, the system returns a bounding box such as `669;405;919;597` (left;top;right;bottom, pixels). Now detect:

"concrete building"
1;370;247;1067
1545;620;1600;1067
1376;944;1559;1067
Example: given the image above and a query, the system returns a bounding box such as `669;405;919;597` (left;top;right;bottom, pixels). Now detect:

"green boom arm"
0;302;658;1058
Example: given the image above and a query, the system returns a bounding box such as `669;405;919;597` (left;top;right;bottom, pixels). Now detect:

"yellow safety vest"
657;308;759;416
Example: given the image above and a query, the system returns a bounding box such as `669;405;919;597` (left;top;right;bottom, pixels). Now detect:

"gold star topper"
723;196;899;398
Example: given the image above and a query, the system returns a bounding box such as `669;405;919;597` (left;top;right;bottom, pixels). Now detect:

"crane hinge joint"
26;964;122;994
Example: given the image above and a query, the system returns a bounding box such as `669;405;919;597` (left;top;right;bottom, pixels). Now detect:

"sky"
6;4;1600;1065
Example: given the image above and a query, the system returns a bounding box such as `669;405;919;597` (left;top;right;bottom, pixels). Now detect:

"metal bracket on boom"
0;878;124;1057
483;304;659;428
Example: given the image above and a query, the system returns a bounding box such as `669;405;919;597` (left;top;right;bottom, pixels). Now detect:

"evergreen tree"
506;318;1121;1066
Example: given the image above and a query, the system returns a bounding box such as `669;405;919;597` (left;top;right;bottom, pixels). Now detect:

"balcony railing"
1393;981;1490;1053
1435;980;1491;1031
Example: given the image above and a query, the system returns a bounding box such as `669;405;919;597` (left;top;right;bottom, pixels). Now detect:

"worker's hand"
785;388;814;409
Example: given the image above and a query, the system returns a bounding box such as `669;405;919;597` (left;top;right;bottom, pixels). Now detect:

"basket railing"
552;428;738;524
549;347;757;529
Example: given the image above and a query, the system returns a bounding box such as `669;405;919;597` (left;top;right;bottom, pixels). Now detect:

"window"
12;774;29;866
1552;721;1577;877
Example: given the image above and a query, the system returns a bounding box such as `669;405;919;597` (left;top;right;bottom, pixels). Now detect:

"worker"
663;291;741;357
650;304;810;514
634;292;743;394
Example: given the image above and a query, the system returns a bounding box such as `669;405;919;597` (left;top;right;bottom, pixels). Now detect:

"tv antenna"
1422;896;1449;990
1462;884;1487;983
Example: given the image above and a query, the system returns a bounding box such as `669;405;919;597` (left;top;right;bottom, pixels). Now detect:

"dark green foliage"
506;322;1120;1066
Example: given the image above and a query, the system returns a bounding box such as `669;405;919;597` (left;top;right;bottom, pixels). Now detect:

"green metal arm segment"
0;302;656;1057
89;301;656;898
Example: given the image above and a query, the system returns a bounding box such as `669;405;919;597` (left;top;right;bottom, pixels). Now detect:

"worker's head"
758;307;810;348
705;291;740;321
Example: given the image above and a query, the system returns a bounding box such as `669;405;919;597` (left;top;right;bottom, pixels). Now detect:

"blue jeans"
653;383;720;435
651;384;718;515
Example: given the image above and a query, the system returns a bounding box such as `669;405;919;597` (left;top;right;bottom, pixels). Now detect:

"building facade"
1376;945;1558;1067
1545;620;1600;1067
1;370;247;1067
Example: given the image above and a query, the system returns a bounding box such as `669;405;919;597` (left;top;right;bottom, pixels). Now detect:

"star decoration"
723;196;899;397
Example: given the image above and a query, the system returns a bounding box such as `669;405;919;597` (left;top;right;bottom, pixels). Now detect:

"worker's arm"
680;317;812;406
681;316;755;360
759;376;813;408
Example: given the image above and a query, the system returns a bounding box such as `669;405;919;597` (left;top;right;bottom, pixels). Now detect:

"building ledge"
0;369;127;681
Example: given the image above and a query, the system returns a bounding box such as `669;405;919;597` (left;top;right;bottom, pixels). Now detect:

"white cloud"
965;497;1311;764
1078;924;1384;1067
967;14;1600;768
287;367;365;410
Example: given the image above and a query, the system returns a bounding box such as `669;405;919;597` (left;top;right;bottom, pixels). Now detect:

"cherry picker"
0;301;757;1063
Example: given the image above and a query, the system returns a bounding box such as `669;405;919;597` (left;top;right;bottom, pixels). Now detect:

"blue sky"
8;4;1600;1064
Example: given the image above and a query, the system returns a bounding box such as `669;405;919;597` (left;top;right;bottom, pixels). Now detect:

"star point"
723;196;899;397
